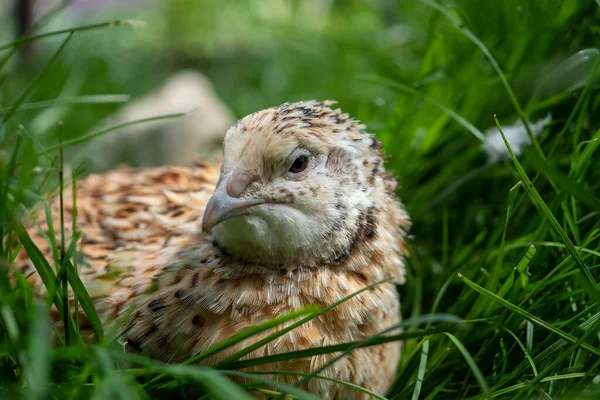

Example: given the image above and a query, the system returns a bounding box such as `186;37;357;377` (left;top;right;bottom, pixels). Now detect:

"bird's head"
202;100;401;267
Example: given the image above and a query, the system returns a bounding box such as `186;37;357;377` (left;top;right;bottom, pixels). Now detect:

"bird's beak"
202;174;264;233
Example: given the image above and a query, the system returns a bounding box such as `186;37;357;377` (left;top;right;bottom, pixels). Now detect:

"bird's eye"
289;156;309;173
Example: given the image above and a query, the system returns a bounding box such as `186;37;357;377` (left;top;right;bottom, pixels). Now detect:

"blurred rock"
79;70;234;171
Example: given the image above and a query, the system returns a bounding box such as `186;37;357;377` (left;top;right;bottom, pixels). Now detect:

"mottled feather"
16;100;410;399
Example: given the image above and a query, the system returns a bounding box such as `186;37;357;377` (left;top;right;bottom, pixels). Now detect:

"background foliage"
0;0;599;399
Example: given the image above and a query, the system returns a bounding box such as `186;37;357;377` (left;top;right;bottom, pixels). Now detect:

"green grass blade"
23;303;52;400
0;95;130;115
223;370;321;400
527;151;600;212
548;54;599;157
443;333;489;394
58;120;71;345
530;311;600;367
11;217;78;333
112;350;311;400
360;74;485;141
42;201;61;271
286;314;462;395
494;116;599;301
496;245;535;300
0;125;24;254
498;326;538;377
485;373;587;398
512;313;600;398
71;169;80;334
572;128;600;177
14;271;33;315
94;349;143;400
159;366;255;400
221;327;451;371
248;371;388;400
412;339;430;400
146;305;319;386
0;303;19;342
419;0;543;158
458;273;600;357
1;33;74;125
489;180;523;298
188;306;318;365
214;278;396;367
64;258;104;342
0;20;146;51
42;113;186;153
12;218;59;308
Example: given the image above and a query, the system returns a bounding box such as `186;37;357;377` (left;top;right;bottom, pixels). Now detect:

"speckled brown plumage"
16;100;410;399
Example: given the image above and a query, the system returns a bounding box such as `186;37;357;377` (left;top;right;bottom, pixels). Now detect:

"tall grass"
1;0;599;399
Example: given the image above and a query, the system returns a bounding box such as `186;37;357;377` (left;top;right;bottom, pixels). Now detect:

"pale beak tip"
201;216;215;234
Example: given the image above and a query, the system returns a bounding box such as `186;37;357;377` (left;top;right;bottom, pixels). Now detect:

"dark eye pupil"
290;156;308;173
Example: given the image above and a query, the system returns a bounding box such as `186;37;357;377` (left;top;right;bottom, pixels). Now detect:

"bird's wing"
15;163;220;320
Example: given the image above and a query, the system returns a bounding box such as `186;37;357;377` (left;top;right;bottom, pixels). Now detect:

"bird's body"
17;101;410;399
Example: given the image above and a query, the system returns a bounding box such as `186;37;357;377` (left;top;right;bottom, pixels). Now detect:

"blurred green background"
1;1;600;398
4;0;598;141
